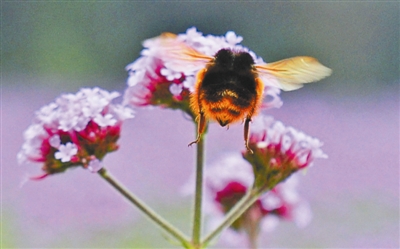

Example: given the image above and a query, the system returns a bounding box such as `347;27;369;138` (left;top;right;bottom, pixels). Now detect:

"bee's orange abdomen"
201;94;250;126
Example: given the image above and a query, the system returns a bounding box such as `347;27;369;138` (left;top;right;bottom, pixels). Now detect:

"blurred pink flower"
244;115;327;191
203;153;312;246
123;27;282;116
18;88;134;177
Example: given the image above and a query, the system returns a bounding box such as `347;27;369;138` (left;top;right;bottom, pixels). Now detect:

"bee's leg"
244;117;254;154
188;112;206;147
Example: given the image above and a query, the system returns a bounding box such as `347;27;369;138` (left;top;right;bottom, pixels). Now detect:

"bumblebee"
154;33;332;152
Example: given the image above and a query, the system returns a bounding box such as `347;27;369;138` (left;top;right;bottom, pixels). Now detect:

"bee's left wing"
150;33;213;72
255;56;332;91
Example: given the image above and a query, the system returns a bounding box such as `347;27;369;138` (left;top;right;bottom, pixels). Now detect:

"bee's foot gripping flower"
18;88;134;178
123;27;282;117
243;115;327;192
203;153;312;246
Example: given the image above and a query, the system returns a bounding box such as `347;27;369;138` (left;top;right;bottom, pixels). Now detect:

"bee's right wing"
149;33;213;72
255;56;332;91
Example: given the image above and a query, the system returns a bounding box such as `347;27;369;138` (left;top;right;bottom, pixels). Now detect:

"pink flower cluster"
244;115;327;190
123;27;282;114
203;153;312;245
18;88;134;177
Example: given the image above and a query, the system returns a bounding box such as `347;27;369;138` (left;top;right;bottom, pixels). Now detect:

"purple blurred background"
3;84;398;248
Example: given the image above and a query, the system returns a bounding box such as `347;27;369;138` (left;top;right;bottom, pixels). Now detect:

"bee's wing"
152;33;213;72
255;56;332;91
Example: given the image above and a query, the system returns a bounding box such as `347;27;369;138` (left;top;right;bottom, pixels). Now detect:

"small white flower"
17;151;28;164
58;114;79;132
36;103;58;125
54;142;78;162
49;135;61;148
182;76;196;92
279;175;300;203
261;193;283;210
74;115;91;132
250;115;275;136
225;31;243;45
100;89;120;102
127;69;146;87
169;83;183;96
205;153;254;193
259;215;280;233
292;201;313;228
87;158;102;173
185;27;203;40
23;124;47;141
111;105;135;120
160;67;181;81
94;113;117;127
82;101;104;118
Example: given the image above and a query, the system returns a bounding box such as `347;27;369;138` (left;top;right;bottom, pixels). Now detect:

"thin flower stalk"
98;168;192;248
191;126;205;247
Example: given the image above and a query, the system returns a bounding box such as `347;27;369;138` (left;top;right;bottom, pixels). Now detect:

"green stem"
201;189;260;247
248;232;258;249
243;206;260;249
192;133;205;247
98;168;192;248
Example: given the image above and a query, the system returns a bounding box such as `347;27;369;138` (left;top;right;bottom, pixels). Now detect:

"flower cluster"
244;115;327;191
123;27;282;116
18;88;134;177
203;153;312;246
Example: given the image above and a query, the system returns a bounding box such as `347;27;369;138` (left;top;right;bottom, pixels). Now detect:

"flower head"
244;115;327;191
123;27;282;117
204;153;312;246
18;88;134;177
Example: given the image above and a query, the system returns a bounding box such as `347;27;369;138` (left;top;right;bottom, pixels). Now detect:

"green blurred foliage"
1;210;18;249
2;2;399;91
4;2;139;86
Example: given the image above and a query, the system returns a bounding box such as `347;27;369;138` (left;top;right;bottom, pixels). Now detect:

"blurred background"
2;2;399;248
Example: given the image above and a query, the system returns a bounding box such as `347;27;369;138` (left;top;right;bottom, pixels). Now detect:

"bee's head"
214;49;234;68
233;52;255;71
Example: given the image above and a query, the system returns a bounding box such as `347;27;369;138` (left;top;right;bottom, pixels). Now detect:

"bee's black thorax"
201;49;258;108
